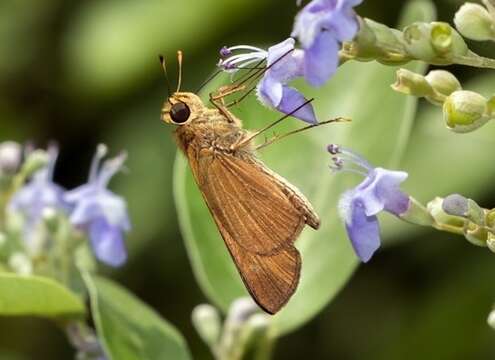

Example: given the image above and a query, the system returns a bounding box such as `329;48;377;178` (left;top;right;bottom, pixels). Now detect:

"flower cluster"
218;0;363;123
8;144;130;267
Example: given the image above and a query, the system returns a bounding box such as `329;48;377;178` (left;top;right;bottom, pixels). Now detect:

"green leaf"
174;1;435;336
83;273;191;360
0;273;84;318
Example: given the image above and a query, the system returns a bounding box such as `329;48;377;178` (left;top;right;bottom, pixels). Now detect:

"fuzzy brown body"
162;92;320;314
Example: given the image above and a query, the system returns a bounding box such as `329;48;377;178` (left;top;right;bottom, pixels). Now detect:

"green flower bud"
427;197;465;229
441;193;485;226
242;313;271;347
431;22;469;57
442;194;469;217
454;3;495;41
191;304;221;347
20;150;49;179
403;22;468;64
403;22;438;61
487;209;495;229
424;70;462;100
227;298;259;327
391;69;434;97
399;197;435;226
485;233;495;252
464;224;488;247
443;90;490;133
347;18;409;64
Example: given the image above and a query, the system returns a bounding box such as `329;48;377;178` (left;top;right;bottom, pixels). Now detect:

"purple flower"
65;145;130;267
9;146;68;244
329;144;410;262
292;0;363;86
218;39;317;124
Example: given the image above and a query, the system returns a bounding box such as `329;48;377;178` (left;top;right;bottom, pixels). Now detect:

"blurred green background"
1;0;495;359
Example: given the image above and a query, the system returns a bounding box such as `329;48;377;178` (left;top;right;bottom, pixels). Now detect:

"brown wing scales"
189;149;317;313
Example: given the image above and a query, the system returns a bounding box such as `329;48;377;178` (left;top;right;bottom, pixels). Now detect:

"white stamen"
227;45;267;53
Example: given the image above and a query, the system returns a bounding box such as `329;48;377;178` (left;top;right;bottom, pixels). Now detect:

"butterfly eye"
170;102;191;124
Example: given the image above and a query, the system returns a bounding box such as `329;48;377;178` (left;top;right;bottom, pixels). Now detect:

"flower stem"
454;51;495;70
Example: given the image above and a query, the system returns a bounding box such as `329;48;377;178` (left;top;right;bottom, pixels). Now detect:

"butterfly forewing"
188;148;314;313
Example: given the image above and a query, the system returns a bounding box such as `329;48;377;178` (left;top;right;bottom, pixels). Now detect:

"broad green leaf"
83;273;191;360
174;1;434;336
383;72;495;241
0;273;84;318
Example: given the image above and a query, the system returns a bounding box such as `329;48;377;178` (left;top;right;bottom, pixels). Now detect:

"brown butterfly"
160;52;339;314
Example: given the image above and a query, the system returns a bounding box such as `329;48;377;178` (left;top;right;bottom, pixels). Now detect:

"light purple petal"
69;198;102;226
258;75;284;108
303;32;339;86
277;86;317;124
345;198;381;262
373;168;410;215
267;39;305;83
89;219;127;267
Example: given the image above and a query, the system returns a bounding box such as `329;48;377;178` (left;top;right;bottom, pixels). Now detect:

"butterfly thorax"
174;107;253;159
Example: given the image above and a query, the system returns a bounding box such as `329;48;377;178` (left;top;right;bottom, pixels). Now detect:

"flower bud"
464;224;488;247
487;233;495;253
351;19;409;64
0;142;22;176
191;304;221;347
424;70;462;102
487;209;495;229
454;3;495;41
241;313;271;347
20;150;49;179
403;22;468;64
443;90;489;133
391;69;434;97
227;298;259;327
442;194;469;217
431;22;469;57
427;197;465;228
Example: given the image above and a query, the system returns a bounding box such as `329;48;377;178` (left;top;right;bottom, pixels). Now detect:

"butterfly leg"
209;85;246;123
255;118;350;150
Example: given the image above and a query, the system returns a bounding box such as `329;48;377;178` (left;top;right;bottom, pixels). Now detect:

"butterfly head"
160;92;204;126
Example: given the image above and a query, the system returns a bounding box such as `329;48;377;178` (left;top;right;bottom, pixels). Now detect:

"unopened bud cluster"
343;18;493;68
192;298;271;360
392;68;495;133
425;194;495;250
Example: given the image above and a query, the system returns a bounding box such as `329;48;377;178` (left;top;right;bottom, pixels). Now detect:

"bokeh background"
1;0;495;359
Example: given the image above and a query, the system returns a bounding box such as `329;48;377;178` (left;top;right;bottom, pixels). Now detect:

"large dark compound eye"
170;102;191;124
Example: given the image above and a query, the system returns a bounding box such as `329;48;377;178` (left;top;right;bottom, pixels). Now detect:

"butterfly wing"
187;148;319;314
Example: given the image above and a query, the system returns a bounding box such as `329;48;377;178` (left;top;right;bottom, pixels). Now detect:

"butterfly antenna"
176;50;183;92
158;55;172;97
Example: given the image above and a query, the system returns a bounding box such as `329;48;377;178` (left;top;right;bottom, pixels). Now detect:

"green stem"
253;334;276;360
454;51;495;70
